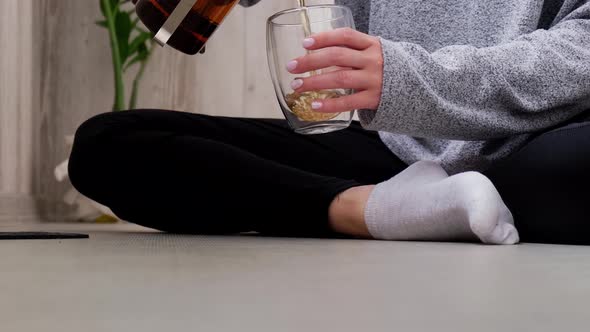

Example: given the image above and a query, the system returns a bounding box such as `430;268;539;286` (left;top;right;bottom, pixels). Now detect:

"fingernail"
303;38;315;48
287;60;298;72
311;101;323;110
291;79;304;90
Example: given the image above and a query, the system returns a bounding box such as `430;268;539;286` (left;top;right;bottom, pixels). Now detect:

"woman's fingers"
287;47;367;74
311;90;380;114
291;70;370;92
304;28;377;51
284;28;384;113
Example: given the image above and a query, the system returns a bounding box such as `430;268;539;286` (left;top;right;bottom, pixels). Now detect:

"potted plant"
54;0;156;223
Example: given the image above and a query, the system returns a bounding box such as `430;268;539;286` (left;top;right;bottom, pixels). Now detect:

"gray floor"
1;222;589;332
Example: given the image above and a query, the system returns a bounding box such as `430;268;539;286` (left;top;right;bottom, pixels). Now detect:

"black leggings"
68;109;590;244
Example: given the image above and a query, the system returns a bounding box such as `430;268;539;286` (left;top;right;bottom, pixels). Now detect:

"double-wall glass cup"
267;5;356;135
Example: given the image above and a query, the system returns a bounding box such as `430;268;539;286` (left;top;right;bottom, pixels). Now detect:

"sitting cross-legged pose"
69;0;590;245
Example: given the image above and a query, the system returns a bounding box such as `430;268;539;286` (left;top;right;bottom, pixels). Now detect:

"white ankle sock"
364;161;520;245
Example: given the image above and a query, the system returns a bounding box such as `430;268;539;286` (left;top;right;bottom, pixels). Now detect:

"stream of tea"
297;0;316;76
298;0;312;39
287;0;342;122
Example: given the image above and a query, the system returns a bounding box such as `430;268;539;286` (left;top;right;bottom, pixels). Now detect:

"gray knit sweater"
242;0;590;173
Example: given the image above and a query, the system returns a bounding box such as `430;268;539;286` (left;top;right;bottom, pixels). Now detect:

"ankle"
328;185;375;238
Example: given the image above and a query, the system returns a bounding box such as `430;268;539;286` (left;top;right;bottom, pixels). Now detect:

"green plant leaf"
112;0;121;15
99;0;108;17
115;11;133;63
124;57;141;72
136;43;150;60
95;20;108;28
99;0;119;17
131;15;140;28
123;43;150;71
128;32;152;56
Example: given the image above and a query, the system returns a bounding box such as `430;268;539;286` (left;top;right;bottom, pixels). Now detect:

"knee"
68;112;118;198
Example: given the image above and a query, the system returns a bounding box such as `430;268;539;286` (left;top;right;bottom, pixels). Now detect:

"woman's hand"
286;28;384;113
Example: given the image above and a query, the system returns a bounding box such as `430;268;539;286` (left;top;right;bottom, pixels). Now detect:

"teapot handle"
154;0;199;47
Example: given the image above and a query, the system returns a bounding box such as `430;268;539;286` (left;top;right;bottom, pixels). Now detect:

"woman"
69;0;590;244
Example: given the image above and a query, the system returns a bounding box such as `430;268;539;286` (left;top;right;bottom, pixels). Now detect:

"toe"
484;222;520;245
504;223;521;244
452;172;519;245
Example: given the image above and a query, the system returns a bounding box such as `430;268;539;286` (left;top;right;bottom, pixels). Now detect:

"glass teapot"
133;0;240;55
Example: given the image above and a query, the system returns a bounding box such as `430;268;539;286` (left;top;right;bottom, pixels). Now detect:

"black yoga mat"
0;232;89;240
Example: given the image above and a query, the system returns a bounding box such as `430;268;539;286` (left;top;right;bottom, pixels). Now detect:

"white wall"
0;0;38;223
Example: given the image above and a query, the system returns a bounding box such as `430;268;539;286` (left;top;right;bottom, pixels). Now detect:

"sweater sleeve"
239;0;261;7
359;3;590;140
